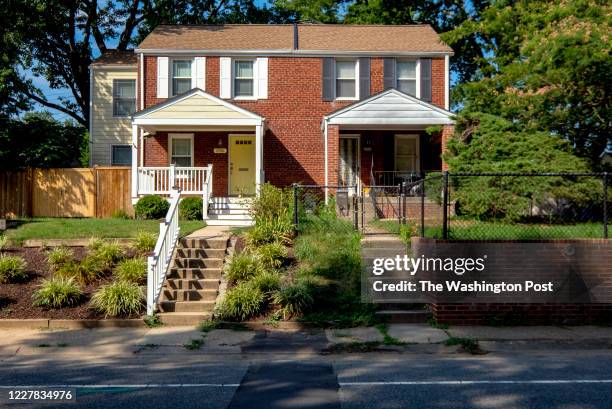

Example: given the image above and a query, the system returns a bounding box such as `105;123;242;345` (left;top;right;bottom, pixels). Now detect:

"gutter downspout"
88;69;93;167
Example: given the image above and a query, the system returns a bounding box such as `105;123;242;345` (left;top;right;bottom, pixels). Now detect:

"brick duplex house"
89;24;454;224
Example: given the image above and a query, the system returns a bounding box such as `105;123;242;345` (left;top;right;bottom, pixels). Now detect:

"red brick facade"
140;56;450;190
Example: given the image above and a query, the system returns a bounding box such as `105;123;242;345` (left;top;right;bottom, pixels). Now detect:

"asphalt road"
1;348;612;409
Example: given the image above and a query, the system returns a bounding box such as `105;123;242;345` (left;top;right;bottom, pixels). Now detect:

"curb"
0;319;145;329
216;321;319;331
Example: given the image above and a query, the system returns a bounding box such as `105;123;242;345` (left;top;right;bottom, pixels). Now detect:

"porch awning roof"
324;88;455;126
132;88;264;128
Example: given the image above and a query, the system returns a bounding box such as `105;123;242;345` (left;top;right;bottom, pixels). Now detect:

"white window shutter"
157;56;169;98
193;57;206;90
219;57;231;98
256;57;268;99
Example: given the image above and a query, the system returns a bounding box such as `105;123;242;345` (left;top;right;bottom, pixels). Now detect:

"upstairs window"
233;60;254;98
172;60;192;96
396;60;417;96
335;60;357;99
112;79;136;117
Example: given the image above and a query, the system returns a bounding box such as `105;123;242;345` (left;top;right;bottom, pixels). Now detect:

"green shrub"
94;241;124;269
0;235;7;250
32;277;83;308
0;254;27;283
250;271;281;294
90;281;145;317
274;283;314;318
134;195;170;220
111;209;131;219
249;183;291;222
54;255;105;285
132;231;157;254
254;242;287;269
114;258;147;284
217;282;265;321
46;246;74;271
225;252;262;282
87;237;104;252
179;197;203;220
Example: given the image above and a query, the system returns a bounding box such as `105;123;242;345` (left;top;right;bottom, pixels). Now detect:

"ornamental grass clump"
254;242;287;269
113;258;147;284
54;255;105;285
225;252;262;282
132;231;157;254
217;282;265;321
250;270;281;295
33;277;83;309
0;254;27;283
46;246;74;271
274;283;314;319
90;281;145;317
93;241;124;269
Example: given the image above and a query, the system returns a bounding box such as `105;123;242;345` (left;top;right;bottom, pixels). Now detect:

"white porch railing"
137;165;212;195
202;165;213;220
146;188;181;316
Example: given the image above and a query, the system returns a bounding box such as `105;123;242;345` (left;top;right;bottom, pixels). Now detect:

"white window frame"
170;59;193;97
168;133;194;168
396;59;420;98
112;79;136;118
335;59;360;101
110;144;132;166
232;59;256;100
394;134;420;173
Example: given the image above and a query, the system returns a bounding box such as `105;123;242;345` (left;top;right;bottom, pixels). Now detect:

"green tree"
446;0;611;164
0;112;88;170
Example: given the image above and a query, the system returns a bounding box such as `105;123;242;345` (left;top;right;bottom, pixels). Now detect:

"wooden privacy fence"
0;167;133;218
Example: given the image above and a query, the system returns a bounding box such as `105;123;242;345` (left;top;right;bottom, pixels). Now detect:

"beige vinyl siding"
91;68;137;165
146;94;247;119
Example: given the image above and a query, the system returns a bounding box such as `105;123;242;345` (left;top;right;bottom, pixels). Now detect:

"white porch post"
323;119;329;204
131;124;139;201
255;123;264;194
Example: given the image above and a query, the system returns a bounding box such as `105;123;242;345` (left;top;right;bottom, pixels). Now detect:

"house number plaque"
214;148;227;154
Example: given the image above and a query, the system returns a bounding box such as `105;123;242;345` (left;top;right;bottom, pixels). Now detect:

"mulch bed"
0;247;135;320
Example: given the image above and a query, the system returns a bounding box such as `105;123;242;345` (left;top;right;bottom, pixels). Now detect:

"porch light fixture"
218;138;223;146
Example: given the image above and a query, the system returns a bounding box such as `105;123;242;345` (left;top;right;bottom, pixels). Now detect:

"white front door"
339;135;360;189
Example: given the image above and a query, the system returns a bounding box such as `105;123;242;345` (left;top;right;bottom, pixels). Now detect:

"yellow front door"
229;135;256;195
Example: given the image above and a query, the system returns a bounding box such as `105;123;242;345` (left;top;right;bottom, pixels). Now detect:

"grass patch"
114;258;147;284
445;337;483;354
184;339;203;350
0;254;27;283
375;323;407;346
427;317;449;330
90;281;145;318
426;221;603;240
32;277;83;308
4;218;205;245
198;320;220;333
143;314;163;328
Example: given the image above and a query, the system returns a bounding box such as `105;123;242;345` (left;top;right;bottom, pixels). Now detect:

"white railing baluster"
146;188;182;316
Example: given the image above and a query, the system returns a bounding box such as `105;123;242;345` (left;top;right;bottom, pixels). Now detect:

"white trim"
330;117;453;126
88;68;93;167
444;54;450;110
140;53;144;110
416;59;421;99
135;118;263;126
219;57;232;99
133;89;264;121
156;56;169;98
90;65;137;70
339;134;361;190
194;57;206;90
394;134;420;172
131;125;138;199
135;49;454;57
256;57;268;99
168;133;195;167
228;133;257;196
323;120;329;203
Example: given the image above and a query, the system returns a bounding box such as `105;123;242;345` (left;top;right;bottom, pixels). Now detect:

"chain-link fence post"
292;183;299;235
420;178;425;237
442;171;449;239
604;172;608;239
353;184;359;231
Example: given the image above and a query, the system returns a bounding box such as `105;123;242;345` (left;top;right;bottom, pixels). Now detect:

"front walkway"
186;225;231;238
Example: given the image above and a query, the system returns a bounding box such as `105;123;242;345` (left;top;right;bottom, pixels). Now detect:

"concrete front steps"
158;237;229;325
206;197;254;226
361;233;431;324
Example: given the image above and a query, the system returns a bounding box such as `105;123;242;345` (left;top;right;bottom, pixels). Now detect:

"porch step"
176;248;226;258
375;309;431;324
158;300;216;313
164;278;220;291
173;258;224;268
206;218;254;227
179;237;228;249
168;268;223;280
161;289;219;302
208;208;250;215
158;312;213;325
209;197;253;206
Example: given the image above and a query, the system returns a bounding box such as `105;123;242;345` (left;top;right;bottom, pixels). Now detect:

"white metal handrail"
137;165;211;195
146;188;181;315
202;164;213;220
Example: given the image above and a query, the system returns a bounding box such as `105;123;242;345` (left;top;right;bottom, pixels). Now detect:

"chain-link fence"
433;172;610;240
